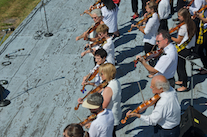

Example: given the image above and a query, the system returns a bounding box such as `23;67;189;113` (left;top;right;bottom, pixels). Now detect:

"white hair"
155;79;170;92
91;9;102;17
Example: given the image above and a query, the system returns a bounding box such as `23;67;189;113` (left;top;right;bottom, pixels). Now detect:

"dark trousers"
131;0;138;13
176;0;186;12
144;42;157;67
168;77;175;88
177;48;191;87
154;125;180;137
113;125;117;137
141;0;148;15
198;32;207;69
158;19;169;31
170;0;174;15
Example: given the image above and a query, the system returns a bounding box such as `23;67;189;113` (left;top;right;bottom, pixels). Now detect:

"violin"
121;94;160;124
84;38;106;50
187;0;194;6
169;5;207;34
192;5;207;18
75;81;108;110
128;14;152;32
169;22;185;34
79;114;97;126
81;68;99;93
84;22;101;40
80;0;102;16
128;0;160;32
134;48;164;67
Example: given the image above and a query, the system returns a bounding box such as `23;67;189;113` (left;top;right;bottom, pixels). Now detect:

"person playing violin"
126;75;181;137
81;24;115;65
193;0;207;75
98;63;121;137
63;123;89;137
132;1;160;70
171;8;196;92
81;49;107;88
76;9;104;42
82;92;114;137
78;63;121;137
136;30;178;88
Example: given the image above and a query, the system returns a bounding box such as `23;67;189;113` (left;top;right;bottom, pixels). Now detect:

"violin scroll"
74;105;80;110
121;119;127;124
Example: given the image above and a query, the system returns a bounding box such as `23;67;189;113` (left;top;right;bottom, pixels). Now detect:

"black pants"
168;77;175;88
158;19;168;31
144;42;157;67
154;124;180;137
113;125;117;137
141;0;149;15
177;48;191;87
198;32;207;69
131;0;138;13
176;0;186;12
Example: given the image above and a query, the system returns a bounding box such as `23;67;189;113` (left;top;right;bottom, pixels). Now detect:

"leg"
113;126;117;137
141;0;148;16
176;0;185;12
168;77;175;88
177;48;190;90
131;0;139;19
158;19;169;32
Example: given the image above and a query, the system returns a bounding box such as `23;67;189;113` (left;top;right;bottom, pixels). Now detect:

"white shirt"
89;23;97;44
158;0;171;19
96;37;115;65
143;13;160;45
189;0;205;15
105;79;122;125
101;6;118;33
177;24;196;49
204;10;207;29
140;87;181;129
90;61;107;86
154;43;178;79
89;109;114;137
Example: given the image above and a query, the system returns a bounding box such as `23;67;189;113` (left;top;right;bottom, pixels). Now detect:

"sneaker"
131;14;139;20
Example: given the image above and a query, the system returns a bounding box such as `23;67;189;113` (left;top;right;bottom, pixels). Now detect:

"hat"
82;93;103;109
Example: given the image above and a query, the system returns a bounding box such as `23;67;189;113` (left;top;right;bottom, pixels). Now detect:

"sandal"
176;86;188;92
175;81;183;85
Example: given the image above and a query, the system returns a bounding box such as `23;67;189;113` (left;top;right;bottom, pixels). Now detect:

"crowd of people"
63;0;207;136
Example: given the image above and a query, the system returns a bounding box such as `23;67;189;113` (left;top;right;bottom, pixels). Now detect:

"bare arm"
171;35;184;44
102;87;113;109
136;55;158;75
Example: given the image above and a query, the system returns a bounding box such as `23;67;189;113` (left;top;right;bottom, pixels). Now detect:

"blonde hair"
99;63;116;82
96;24;109;34
147;1;158;12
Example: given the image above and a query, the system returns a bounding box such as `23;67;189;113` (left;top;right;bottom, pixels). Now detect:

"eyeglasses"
92;16;98;19
156;39;165;44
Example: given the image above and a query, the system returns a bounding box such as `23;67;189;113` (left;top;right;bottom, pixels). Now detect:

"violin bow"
75;114;82;122
137;82;145;102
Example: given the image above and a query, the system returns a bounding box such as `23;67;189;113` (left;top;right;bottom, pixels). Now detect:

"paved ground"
0;0;207;137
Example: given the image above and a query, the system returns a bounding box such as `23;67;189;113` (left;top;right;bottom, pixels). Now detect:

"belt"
157;124;179;130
